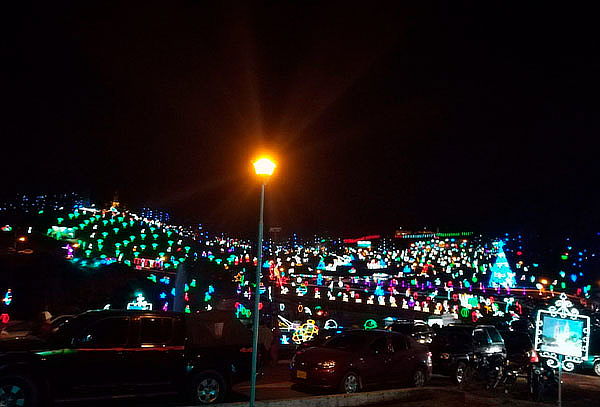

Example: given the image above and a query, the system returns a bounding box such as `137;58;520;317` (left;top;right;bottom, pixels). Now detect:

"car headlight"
317;360;336;369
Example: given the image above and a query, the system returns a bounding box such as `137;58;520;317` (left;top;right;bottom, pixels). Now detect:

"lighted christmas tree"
488;240;517;288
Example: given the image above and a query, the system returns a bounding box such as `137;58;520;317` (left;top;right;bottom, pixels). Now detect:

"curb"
208;387;464;407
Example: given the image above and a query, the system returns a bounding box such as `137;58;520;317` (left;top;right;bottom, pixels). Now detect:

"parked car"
581;354;600;376
290;329;432;393
430;324;506;384
0;309;252;406
388;320;434;344
0;320;33;339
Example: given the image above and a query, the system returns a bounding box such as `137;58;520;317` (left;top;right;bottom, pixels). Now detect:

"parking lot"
64;361;600;407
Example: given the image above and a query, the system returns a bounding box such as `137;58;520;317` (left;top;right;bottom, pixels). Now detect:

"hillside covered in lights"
42;206;257;315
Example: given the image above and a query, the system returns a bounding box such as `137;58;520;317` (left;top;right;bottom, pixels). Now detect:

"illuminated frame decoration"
534;293;590;372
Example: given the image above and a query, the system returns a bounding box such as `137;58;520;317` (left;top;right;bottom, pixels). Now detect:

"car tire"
594;360;600;377
188;370;227;405
413;368;427;387
0;375;39;407
339;371;361;394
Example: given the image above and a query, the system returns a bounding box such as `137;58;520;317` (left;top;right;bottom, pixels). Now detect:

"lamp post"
250;157;276;407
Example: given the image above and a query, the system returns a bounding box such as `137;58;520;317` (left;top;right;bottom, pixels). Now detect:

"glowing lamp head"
253;157;276;176
17;236;27;242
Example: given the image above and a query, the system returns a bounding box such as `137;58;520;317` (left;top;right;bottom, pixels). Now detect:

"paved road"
64;362;600;407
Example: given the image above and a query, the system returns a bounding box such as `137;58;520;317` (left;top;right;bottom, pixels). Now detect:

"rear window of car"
434;328;471;346
500;331;532;353
486;328;504;343
323;333;368;351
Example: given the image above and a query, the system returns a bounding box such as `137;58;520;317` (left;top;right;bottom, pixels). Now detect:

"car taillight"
529;349;539;363
440;353;450;360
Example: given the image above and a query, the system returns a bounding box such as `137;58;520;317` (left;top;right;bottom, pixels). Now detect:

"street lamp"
249;156;276;407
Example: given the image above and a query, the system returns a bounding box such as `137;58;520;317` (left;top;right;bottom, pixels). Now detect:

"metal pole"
249;182;265;407
558;355;562;407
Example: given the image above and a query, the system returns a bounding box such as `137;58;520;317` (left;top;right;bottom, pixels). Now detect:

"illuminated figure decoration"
296;284;308;296
324;319;338;330
127;293;153;310
204;285;215;302
2;289;12;306
63;244;74;259
364;319;378;330
235;302;251;319
280;334;290;345
292;319;319;344
488;240;517;288
133;257;164;271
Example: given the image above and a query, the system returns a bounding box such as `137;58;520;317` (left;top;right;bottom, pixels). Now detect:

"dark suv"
0;310;252;406
430;324;506;384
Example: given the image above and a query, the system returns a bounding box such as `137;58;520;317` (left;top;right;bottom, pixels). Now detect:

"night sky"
3;1;600;237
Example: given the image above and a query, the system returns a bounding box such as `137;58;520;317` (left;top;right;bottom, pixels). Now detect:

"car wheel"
339;371;361;394
413;368;426;387
594;361;600;377
454;362;468;385
189;371;227;405
0;375;39;407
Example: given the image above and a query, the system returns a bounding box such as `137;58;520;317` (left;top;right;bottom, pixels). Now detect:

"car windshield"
323;333;368;351
36;313;97;343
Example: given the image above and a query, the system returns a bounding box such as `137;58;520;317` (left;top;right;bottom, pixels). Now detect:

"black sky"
2;1;600;237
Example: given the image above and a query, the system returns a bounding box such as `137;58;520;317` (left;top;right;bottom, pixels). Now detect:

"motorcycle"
458;353;506;390
528;362;558;402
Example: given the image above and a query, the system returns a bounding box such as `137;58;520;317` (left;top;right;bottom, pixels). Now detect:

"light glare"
253;157;276;176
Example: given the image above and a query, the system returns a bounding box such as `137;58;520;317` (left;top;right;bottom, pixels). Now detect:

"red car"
291;330;432;393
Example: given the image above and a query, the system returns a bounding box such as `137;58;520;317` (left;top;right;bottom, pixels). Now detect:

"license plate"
296;370;307;379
